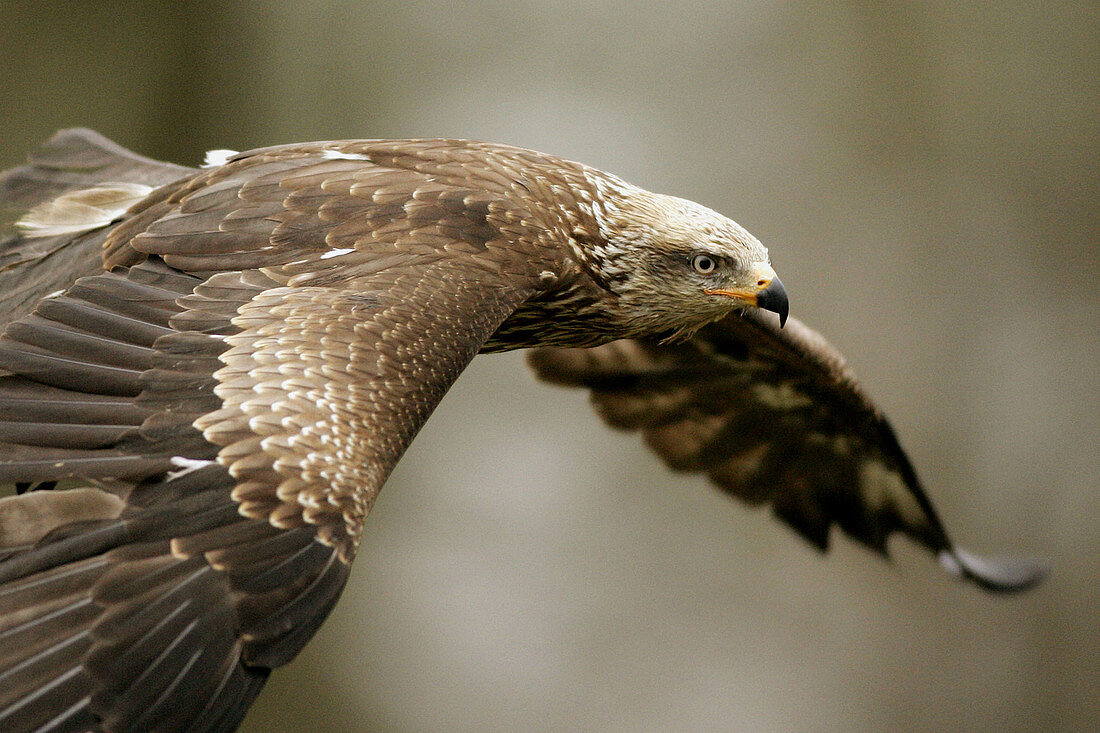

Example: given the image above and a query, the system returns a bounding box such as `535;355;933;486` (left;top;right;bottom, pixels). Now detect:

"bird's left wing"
0;139;553;732
528;309;1046;592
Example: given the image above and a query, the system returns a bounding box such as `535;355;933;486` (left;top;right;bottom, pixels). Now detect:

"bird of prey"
0;129;1043;732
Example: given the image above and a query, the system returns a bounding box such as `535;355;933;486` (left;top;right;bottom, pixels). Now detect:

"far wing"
528;309;1045;592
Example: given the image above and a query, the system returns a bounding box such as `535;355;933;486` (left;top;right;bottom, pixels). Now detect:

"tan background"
1;2;1096;731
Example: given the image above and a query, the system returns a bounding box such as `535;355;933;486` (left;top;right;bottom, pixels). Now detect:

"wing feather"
0;133;567;731
529;310;1047;592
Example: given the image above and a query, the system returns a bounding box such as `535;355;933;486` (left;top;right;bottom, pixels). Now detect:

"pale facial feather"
583;171;772;338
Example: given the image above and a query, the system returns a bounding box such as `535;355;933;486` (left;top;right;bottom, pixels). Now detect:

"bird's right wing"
528;309;1046;592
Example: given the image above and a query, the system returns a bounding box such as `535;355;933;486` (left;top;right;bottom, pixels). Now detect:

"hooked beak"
756;276;789;327
705;265;790;327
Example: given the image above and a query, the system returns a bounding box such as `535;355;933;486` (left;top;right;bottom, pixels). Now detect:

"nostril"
758;279;768;287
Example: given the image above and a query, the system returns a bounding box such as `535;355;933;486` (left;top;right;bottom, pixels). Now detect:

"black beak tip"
757;276;789;328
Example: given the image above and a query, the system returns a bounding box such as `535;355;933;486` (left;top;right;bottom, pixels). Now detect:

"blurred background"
1;2;1096;731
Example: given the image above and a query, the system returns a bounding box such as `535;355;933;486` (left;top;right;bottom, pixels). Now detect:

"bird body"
0;129;1042;732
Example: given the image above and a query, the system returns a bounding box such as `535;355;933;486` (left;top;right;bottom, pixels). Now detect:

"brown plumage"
0;129;1043;732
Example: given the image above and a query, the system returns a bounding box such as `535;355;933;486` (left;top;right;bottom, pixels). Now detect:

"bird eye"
691;253;718;275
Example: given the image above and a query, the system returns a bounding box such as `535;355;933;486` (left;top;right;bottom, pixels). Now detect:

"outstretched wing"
0;128;194;321
0;134;558;732
528;309;1046;592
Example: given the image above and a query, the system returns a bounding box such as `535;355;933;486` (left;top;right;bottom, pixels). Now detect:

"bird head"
584;176;788;338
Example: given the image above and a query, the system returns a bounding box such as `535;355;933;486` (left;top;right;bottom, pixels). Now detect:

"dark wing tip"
939;548;1049;593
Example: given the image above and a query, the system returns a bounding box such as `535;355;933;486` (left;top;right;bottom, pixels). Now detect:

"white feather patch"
203;149;239;167
321;149;369;161
16;183;154;238
166;456;215;480
320;247;356;259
